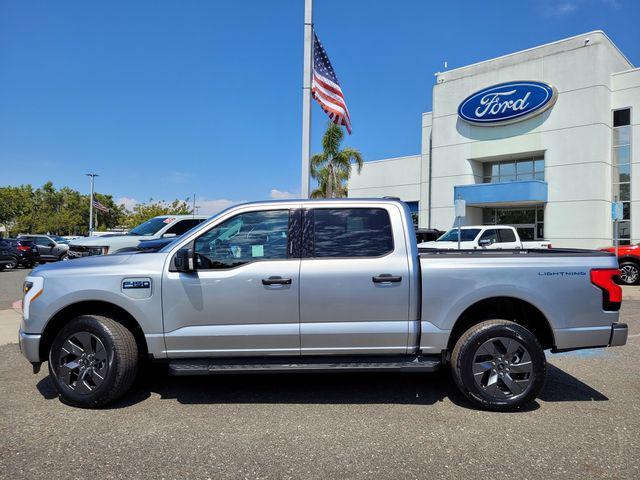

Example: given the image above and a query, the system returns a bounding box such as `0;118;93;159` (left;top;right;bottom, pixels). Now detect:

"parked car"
68;215;207;258
18;235;69;262
419;225;552;250
599;243;640;285
415;228;444;244
2;238;39;268
0;240;16;271
19;199;626;411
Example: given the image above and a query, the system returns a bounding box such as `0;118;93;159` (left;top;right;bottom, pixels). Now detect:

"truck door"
162;208;301;357
299;206;411;355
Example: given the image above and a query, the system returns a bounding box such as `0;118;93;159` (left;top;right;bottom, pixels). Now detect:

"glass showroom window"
612;108;631;245
483;156;544;183
482;206;545;240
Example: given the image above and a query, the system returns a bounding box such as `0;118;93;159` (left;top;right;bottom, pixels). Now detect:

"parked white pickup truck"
419;225;551;250
68;215;208;258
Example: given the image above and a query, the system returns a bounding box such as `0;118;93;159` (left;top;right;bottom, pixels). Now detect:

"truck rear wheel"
48;315;138;408
451;320;546;411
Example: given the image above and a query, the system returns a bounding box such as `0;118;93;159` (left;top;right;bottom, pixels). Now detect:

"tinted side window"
497;229;516;243
312;208;393;258
166;219;204;236
194;210;289;269
480;229;498;243
34;237;51;246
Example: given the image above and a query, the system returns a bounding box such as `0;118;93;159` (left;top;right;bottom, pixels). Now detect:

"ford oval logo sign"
458;81;557;126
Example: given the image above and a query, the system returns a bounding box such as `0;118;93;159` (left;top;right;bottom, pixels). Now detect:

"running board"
168;355;441;376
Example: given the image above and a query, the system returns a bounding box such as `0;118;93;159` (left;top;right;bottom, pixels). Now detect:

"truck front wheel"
48;315;138;408
451;320;546;411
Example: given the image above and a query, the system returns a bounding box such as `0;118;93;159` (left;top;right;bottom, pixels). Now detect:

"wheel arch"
447;296;555;352
39;300;148;360
618;256;640;266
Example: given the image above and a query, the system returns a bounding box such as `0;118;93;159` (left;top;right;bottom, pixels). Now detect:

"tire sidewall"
619;262;640;285
456;322;546;410
48;316;120;407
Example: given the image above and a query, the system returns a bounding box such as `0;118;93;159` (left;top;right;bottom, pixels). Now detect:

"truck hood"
70;235;153;250
31;251;169;278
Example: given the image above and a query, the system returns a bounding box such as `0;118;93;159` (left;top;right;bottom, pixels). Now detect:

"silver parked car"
19;199;627;410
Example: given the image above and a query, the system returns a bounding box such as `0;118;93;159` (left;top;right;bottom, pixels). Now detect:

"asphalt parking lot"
0;267;638;479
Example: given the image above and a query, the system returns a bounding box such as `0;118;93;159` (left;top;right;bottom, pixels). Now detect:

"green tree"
310;122;363;198
123;199;193;229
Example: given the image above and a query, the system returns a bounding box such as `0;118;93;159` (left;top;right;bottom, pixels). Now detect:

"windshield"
50;235;69;244
437;228;481;242
129;217;174;236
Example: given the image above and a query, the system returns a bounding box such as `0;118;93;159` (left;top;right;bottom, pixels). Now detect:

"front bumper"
609;323;628;347
19;329;41;363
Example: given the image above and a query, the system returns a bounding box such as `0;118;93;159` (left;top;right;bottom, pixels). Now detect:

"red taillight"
590;268;622;311
17;245;30;252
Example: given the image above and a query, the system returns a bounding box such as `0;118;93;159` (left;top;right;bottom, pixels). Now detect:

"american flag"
312;33;352;134
92;197;110;213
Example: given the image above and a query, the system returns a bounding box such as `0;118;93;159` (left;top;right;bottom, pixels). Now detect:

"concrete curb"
0;308;21;346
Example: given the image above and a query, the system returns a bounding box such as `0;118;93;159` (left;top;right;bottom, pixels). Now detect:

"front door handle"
262;276;292;286
372;274;402;283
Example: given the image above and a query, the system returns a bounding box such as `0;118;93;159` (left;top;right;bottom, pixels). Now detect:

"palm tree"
310;122;363;198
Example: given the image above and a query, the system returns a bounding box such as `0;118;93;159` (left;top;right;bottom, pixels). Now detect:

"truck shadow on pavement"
36;363;608;411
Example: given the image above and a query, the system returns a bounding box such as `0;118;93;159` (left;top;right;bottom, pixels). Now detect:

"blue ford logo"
458;81;557;125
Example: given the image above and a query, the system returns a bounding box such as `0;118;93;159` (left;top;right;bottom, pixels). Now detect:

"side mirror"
162;233;177;238
478;238;492;247
48;242;56;247
172;245;195;272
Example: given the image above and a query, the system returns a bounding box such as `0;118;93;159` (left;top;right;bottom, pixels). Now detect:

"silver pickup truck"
19;199;628;411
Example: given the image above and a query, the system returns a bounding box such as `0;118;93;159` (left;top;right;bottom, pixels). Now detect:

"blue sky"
1;0;638;213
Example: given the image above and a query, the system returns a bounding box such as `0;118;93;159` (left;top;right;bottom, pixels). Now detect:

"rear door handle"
262;276;292;286
372;274;402;283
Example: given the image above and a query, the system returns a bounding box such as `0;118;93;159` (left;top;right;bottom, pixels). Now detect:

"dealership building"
348;31;639;248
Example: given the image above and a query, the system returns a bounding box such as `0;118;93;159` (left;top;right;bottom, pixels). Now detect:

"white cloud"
116;196;139;210
194;198;239;215
269;189;297;199
554;1;577;14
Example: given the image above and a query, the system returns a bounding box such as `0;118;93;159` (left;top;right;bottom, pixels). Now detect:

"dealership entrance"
482;206;545;240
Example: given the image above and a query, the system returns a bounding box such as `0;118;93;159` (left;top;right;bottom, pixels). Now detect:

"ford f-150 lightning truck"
19;199;628;410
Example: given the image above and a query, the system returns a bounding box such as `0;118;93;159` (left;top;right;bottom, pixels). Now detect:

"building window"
483;206;545;240
613;108;631;245
483;156;544;183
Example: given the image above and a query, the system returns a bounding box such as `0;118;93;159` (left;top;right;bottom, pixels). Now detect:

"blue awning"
454;180;548;206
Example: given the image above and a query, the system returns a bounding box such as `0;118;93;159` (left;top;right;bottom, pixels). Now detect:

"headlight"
23;276;44;321
88;246;109;256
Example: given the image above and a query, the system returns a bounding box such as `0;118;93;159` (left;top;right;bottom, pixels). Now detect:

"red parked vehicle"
600;244;640;285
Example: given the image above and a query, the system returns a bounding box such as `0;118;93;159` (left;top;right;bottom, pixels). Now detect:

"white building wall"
612;68;640;243
347;31;638;248
348;155;421;201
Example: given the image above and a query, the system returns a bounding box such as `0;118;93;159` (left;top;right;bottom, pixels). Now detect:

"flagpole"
301;0;313;198
86;173;98;236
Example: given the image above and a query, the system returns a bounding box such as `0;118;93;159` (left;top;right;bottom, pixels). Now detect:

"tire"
618;261;640;285
59;252;69;261
451;319;546;412
5;256;18;270
48;315;138;408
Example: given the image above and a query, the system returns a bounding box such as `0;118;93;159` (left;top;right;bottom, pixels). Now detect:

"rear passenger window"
312;208;393;258
166;219;204;236
498;229;516;243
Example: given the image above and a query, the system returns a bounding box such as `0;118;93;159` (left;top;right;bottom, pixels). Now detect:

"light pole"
86;173;99;236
